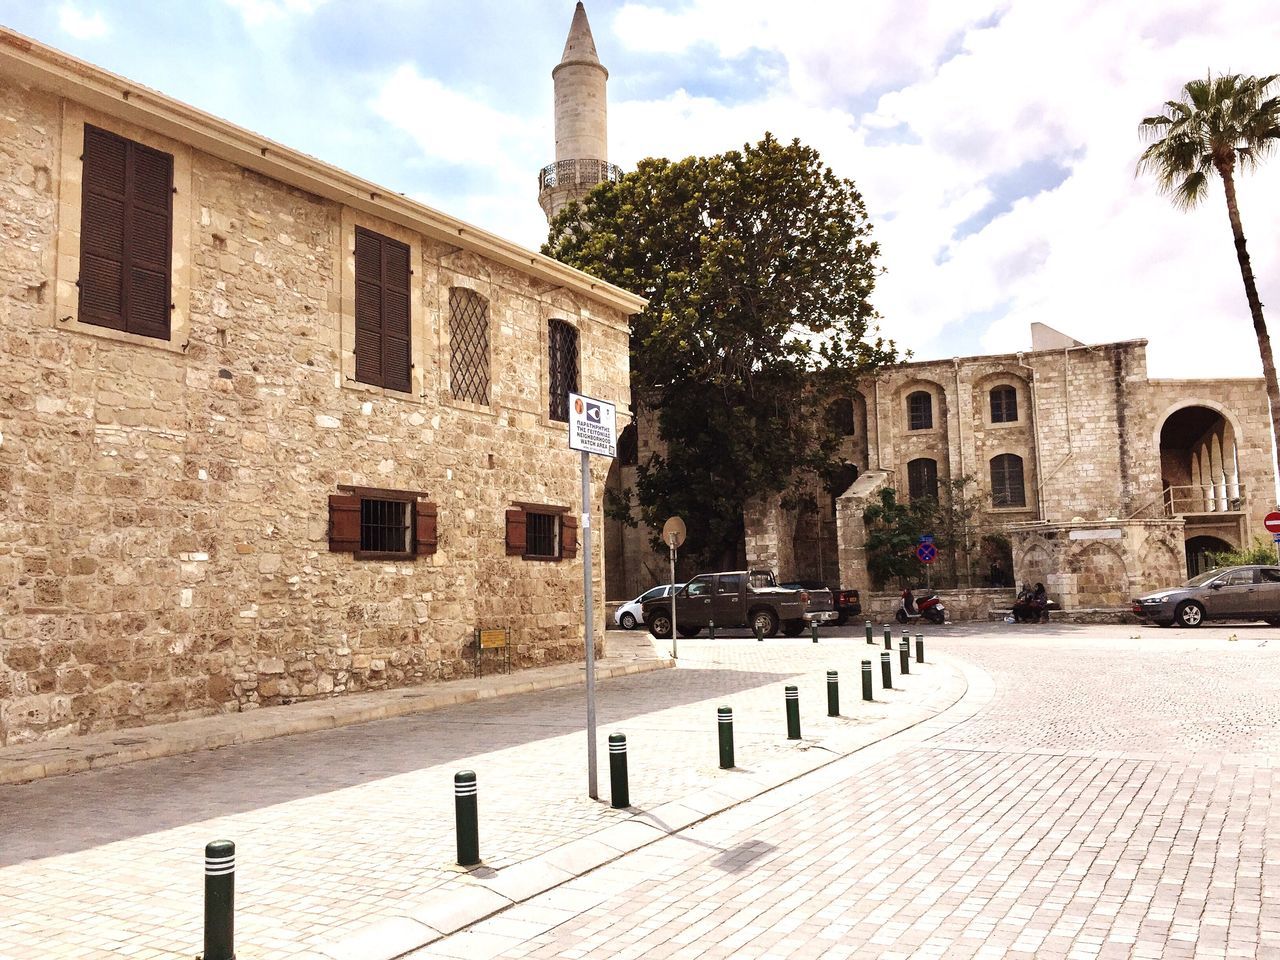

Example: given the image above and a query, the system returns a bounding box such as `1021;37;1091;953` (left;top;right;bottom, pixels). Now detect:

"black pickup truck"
643;569;837;639
781;580;862;626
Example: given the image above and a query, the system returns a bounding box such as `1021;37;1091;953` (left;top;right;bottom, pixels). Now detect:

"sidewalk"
0;634;969;960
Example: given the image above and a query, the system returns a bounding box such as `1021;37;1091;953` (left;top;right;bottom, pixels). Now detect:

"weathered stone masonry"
0;32;643;745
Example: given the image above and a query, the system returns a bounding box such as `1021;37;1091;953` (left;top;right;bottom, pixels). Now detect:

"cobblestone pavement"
413;623;1280;960
0;631;951;959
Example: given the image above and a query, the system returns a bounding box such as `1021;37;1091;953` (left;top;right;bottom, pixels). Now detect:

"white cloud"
57;4;108;40
220;0;327;27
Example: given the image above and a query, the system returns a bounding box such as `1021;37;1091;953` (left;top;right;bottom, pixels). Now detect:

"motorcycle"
895;589;946;625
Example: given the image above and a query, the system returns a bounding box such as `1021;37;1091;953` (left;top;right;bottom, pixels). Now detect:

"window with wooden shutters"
548;319;579;422
990;454;1026;507
328;489;436;559
79;124;173;340
990;385;1018;423
449;287;490;405
505;504;574;561
907;391;933;431
354;227;412;392
907;458;939;502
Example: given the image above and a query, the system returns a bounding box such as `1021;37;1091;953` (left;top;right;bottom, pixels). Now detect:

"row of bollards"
202;630;931;956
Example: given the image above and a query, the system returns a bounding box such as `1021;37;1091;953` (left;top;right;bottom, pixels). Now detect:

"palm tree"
1138;72;1280;473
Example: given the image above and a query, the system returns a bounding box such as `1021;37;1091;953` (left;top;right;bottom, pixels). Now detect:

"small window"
548;319;580;422
1262;568;1280;583
1222;569;1257;586
685;576;713;597
990;385;1018;423
907;458;938;501
79;124;173;340
717;573;744;594
990;454;1026;508
907;391;933;430
449;287;490;405
354;227;412;392
827;398;855;437
505;505;577;561
328;491;436;559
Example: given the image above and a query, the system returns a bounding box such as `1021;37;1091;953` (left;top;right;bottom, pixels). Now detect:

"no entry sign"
1265;512;1280;534
916;542;937;564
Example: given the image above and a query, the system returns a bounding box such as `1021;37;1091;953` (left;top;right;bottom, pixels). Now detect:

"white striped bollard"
785;685;801;739
204;839;235;960
609;733;629;808
718;706;734;769
455;771;480;866
915;633;925;663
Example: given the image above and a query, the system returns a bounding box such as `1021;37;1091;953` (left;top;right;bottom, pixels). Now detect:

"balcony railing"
1164;484;1246;516
538;159;624;193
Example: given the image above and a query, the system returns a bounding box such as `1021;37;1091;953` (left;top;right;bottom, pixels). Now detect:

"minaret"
539;2;616;223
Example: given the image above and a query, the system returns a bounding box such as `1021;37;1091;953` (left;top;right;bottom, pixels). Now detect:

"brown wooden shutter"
354;228;384;386
328;495;360;552
382;237;412;393
561;514;578;559
80;125;128;331
80;125;172;340
415;502;438;556
505;508;526;556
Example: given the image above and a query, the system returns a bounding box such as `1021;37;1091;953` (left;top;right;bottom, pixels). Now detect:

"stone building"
0;29;643;745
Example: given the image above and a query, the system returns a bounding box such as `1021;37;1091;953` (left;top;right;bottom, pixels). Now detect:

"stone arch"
973;370;1032;427
1186;534;1235;577
1158;403;1244;514
1015;538;1052;591
1066;542;1129;607
896;377;949;434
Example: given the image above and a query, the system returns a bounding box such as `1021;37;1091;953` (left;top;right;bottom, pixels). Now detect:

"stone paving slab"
0;633;960;959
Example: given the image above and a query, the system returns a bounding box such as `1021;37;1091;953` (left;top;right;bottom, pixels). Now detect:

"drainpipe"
1014;352;1045;521
953;358;971;584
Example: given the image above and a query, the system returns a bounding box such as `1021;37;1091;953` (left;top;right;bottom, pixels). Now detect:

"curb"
316;652;984;960
0;656;674;787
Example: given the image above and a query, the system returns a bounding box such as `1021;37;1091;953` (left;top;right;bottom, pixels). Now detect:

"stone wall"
862;588;1017;624
0;80;633;745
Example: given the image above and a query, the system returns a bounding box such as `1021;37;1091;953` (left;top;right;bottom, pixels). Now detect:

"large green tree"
1138;73;1280;469
545;134;895;568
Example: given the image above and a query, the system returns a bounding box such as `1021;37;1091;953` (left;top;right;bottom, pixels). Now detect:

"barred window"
990;385;1018;423
449;287;490;405
990;454;1026;507
361;499;412;555
548;319;579;422
907;391;933;430
525;511;558;559
328;490;437;559
907;458;938;502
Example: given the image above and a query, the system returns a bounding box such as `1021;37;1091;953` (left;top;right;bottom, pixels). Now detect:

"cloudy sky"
4;0;1278;377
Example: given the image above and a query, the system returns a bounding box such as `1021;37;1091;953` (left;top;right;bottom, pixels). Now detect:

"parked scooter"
895;588;946;625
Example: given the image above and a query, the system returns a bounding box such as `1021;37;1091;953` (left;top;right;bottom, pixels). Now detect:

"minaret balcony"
538;159;623;193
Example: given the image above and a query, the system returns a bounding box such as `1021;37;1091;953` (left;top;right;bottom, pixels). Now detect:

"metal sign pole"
669;537;678;660
581;449;597;800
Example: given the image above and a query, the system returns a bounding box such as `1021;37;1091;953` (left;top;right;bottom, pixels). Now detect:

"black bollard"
915;634;924;663
880;650;892;689
826;670;839;717
203;840;235;960
883;625;892;650
865;620;873;644
717;706;734;769
709;618;716;641
899;638;910;675
811;620;819;644
861;660;873;701
754;619;764;642
785;685;801;740
609;733;630;808
902;629;910;652
454;770;480;866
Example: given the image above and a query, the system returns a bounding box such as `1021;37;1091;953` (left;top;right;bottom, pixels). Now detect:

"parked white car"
615;584;684;630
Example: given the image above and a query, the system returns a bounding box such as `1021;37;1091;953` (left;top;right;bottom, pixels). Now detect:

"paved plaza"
3;621;1279;959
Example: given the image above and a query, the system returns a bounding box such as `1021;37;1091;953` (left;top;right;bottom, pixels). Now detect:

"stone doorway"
1185;535;1233;578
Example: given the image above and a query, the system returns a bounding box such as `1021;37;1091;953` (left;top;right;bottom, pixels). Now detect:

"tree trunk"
1219;168;1280;493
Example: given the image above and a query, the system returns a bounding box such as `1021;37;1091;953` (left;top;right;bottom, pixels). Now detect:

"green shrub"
1208;536;1279;567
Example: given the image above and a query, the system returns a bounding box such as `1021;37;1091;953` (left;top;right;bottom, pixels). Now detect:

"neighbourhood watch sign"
567;392;617;459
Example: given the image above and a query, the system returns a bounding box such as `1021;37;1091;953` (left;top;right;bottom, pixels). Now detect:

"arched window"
827;398;855;437
449;288;490;405
548;318;579;422
990;453;1026;507
990;385;1018;423
617;422;638;466
907;458;938;502
907;391;933;431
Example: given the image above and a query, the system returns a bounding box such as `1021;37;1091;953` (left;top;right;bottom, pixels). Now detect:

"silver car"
1132;565;1280;627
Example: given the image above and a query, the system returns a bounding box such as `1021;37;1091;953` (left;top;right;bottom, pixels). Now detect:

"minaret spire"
539;3;616;223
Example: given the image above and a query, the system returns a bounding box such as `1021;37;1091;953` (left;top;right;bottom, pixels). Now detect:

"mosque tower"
538;2;619;223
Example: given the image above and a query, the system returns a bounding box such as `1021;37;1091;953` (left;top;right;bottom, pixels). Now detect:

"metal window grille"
990;386;1018;423
360;498;412;555
907;391;933;430
449;288;490;405
525;511;558;558
548;319;579;422
990;454;1026;507
907;458;938;501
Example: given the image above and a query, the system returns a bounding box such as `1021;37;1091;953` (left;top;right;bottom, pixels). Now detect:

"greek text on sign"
568;392;617;458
